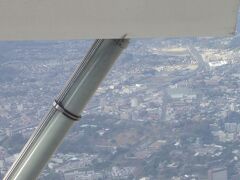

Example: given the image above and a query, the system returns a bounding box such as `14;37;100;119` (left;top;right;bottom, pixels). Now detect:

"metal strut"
4;39;129;180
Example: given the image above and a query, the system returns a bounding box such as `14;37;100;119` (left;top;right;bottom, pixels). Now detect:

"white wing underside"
0;0;239;40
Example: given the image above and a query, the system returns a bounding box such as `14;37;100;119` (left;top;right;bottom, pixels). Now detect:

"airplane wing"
0;0;239;40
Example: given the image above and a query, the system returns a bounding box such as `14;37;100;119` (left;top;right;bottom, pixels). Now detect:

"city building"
208;167;227;180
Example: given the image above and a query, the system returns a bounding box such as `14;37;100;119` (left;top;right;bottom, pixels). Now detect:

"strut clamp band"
53;100;81;121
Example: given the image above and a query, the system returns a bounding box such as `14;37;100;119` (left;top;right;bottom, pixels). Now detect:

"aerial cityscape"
0;17;240;180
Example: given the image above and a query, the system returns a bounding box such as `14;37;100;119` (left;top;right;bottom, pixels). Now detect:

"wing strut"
4;39;129;180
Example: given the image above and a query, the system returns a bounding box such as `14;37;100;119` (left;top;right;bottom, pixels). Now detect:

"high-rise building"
130;98;139;107
208;167;227;180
